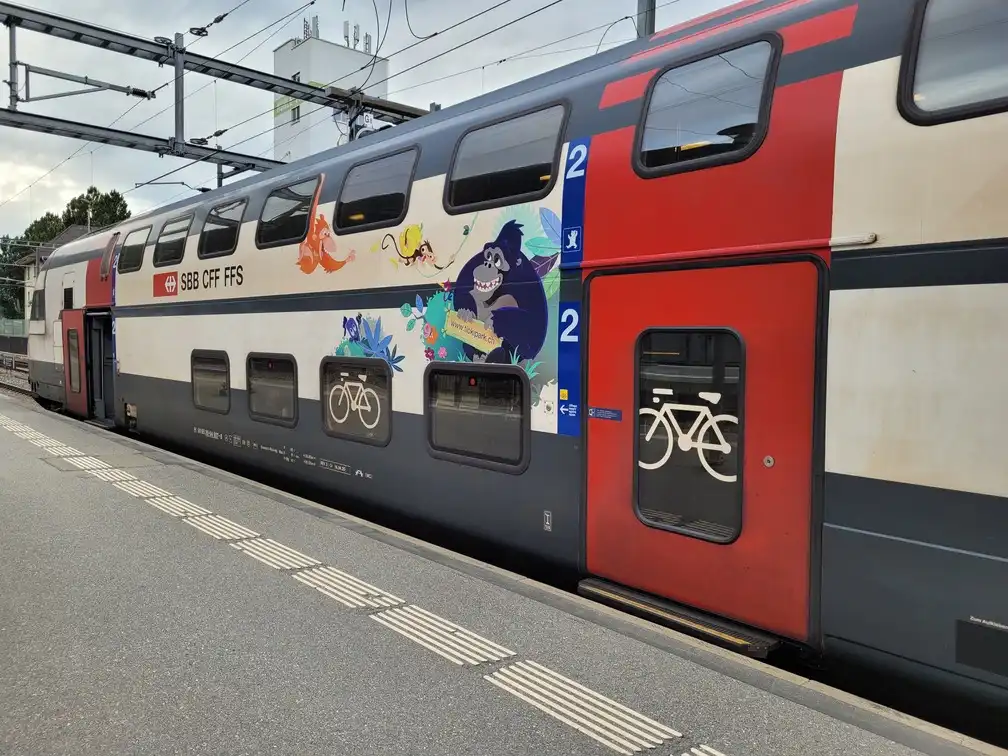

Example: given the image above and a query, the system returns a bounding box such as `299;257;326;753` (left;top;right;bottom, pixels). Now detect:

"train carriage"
26;0;1008;712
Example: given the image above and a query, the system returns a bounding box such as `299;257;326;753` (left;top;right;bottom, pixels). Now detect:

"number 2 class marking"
560;308;579;342
566;143;587;180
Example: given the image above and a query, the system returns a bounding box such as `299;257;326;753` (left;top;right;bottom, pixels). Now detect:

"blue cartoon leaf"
415;294;423;311
540;207;561;247
529;252;560;278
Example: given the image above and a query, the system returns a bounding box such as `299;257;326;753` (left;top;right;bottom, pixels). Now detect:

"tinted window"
117;227;151;273
199;199;247;258
321;357;391;445
639;41;773;171
427;369;524;466
446;105;565;209
29;290;44;321
912;0;1008;115
67;329;80;393
256;177;319;248
152;215;194;266
336;149;417;231
62;287;73;311
192;352;230;414
247;355;297;424
637;330;743;543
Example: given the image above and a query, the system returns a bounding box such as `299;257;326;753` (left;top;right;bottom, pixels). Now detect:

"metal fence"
0;319;26;337
0;350;30;392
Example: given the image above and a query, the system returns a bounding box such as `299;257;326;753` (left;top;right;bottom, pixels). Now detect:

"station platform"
0;391;1003;756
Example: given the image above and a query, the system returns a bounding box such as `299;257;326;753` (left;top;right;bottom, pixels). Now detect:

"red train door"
62;309;89;418
584;258;821;643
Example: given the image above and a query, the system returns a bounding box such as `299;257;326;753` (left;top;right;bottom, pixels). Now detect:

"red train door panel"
585;260;819;642
62;309;88;418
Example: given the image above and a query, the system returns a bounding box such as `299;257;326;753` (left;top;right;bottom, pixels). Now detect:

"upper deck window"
116;227;152;274
445;105;565;211
637;40;775;175
152;214;194;267
199;198;247;259
906;0;1008;122
256;177;320;248
336;148;417;232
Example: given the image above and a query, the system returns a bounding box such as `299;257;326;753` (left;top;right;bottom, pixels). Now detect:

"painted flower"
437;346;447;359
424;347;434;361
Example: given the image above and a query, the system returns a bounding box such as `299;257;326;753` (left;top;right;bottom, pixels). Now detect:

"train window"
247;354;298;426
67;329;80;394
335;148;418;232
191;351;230;414
99;232;119;279
62;287;73;311
29;290;44;321
117;227;151;273
152;214;194;267
320;357;391;445
637;40;775;175
199;199;247;259
445;105;565;211
636;329;744;543
905;0;1008;122
425;365;529;472
256;177;320;249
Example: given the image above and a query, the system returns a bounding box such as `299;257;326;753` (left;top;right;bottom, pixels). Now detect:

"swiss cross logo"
152;271;179;297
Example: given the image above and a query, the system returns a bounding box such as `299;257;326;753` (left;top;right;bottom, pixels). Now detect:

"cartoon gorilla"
452;220;548;364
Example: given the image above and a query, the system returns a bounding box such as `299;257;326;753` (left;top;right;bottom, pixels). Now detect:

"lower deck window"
191;352;230;414
636;329;743;543
247;355;298;425
427;367;525;467
321;357;391;445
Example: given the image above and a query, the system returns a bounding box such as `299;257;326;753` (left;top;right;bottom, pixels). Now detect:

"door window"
67;329;81;394
636;329;743;542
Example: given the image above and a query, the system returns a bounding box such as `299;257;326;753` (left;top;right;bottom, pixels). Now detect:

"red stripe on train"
779;4;858;54
650;0;767;41
599;68;658;109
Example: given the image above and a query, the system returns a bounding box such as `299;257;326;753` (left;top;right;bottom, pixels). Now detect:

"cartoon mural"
297;174;356;274
375;216;477;278
334;314;405;373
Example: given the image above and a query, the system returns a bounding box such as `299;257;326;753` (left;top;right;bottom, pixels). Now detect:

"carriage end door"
584;259;821;642
61;309;89;418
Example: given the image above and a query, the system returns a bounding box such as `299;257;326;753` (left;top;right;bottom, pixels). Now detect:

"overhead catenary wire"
0;0;270;212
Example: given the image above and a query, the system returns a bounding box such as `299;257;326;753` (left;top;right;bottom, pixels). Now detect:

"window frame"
99;232;120;280
318;355;393;447
254;175;321;250
246;351;299;428
152;213;195;268
198;198;248;259
67;328;81;394
442;100;570;216
191;349;231;415
116;225;153;274
631;34;781;181
897;0;1008;127
422;360;531;475
632;326;746;545
333;145;421;235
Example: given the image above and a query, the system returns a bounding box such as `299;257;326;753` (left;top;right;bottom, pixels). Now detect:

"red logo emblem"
152;271;178;297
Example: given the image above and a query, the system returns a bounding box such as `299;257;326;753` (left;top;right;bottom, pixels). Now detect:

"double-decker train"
25;0;1008;713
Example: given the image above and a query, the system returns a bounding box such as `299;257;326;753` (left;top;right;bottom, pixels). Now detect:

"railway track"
0;351;31;395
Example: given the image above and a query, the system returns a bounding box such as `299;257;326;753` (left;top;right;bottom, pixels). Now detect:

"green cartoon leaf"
541;266;560;301
406;318;416;332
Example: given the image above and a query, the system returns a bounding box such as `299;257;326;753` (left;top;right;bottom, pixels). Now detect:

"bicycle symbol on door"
328;371;381;430
638;388;738;482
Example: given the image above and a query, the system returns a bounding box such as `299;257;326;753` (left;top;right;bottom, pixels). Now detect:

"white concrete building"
273;16;390;163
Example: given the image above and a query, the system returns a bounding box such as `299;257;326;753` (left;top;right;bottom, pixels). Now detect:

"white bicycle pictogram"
328;372;381;430
638;388;738;482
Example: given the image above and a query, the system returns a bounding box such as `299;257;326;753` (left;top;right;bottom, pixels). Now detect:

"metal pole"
173;32;184;144
8;23;17;110
217;162;222;188
636;0;656;38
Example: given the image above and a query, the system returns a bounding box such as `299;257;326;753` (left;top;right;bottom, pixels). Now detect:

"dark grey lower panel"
117;372;584;571
822;473;1008;698
29;359;64;404
0;335;27;354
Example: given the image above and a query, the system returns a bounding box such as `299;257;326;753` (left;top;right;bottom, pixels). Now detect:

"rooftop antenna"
364;32;371;54
311;15;319;39
303;18;310;40
343;20;350;46
353;23;360;49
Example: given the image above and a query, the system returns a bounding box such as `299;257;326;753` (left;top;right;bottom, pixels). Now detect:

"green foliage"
61;187;131;229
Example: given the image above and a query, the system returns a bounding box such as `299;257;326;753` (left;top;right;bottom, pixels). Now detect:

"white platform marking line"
44;444;83;457
484;660;681;755
66;455;112;471
88;468;137;483
113;479;172;498
184;514;260;541
293;565;404;609
370;605;515;666
683;746;728;756
147;496;211;518
230;538;321;570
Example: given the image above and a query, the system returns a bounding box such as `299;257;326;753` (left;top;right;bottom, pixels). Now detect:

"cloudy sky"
0;0;733;237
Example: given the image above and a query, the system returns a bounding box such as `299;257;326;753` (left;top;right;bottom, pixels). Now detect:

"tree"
61;186;131;229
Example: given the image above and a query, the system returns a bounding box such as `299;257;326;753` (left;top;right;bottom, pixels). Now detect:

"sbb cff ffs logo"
152;265;243;297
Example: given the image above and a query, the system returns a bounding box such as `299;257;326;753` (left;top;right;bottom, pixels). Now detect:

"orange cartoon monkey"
296;174;356;274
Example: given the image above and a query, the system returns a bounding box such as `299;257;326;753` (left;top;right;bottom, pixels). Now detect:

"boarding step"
578;577;781;659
